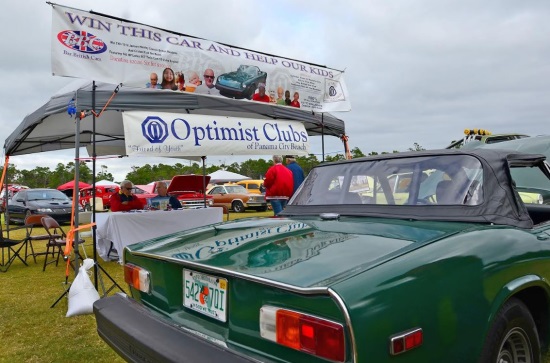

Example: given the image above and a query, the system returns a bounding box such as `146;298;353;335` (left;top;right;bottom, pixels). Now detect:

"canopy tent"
4;81;346;157
57;180;91;191
94;180;118;187
208;170;251;184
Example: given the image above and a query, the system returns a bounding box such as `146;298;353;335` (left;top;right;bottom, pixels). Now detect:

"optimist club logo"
57;30;107;54
141;116;169;143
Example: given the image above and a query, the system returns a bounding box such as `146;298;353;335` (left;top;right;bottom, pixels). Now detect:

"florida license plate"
183;270;228;322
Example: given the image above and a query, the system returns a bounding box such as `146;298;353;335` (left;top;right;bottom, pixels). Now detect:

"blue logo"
57;30;107;54
142;116;169;143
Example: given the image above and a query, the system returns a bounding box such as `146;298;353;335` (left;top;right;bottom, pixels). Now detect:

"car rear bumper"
94;293;259;363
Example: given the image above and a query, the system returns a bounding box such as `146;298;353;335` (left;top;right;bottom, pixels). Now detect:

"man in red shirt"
252;83;270;103
110;180;143;212
264;155;294;215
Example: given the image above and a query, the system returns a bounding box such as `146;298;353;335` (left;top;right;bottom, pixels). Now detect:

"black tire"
232;201;245;213
479;297;540;363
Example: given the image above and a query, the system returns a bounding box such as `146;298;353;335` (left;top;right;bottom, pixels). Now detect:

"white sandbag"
66;258;100;317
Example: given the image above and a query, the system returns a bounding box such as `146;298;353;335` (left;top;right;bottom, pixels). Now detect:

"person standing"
285;155;305;195
264;155;293;215
110;180;143;212
195;68;221;96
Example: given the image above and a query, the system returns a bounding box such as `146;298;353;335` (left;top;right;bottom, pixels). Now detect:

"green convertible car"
94;146;550;362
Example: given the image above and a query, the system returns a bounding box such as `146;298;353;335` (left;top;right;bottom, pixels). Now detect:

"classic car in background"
95;147;550;362
207;184;267;212
446;128;529;149
161;175;214;208
236;179;265;194
79;185;119;211
7;188;81;224
215;65;268;99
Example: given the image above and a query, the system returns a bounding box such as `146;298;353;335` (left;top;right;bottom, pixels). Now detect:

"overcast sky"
1;0;549;182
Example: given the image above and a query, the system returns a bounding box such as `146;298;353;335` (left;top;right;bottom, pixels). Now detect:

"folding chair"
41;216;84;272
23;214;54;264
0;221;28;272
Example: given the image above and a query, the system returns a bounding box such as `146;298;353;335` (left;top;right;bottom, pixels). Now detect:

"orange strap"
0;155;8;199
64;222;96;275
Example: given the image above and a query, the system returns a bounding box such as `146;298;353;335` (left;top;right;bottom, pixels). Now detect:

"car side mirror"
16;198;24;203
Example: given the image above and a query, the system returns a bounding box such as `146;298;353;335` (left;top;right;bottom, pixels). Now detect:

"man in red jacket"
109;180;143;212
263;155;294;215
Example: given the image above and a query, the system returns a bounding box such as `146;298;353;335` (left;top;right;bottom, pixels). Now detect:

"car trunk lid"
128;216;474;288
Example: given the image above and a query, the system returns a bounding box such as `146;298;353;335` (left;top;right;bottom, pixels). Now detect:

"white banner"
123;112;310;157
51;4;351;113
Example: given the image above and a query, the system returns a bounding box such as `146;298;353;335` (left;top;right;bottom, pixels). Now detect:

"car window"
510;165;550;204
27;190;69;201
210;186;224;194
247;184;259;190
226;186;247;194
293;155;484;206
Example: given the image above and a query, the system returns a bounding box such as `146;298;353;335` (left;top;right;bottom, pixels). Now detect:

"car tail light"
124;263;151;293
390;328;423;355
260;305;345;362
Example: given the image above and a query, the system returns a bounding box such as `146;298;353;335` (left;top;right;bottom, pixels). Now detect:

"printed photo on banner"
51;4;351;113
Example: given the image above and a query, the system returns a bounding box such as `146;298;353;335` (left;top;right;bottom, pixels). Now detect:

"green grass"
0;210;272;363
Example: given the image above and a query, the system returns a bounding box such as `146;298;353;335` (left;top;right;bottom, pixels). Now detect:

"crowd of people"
146;67;300;107
110;155;305;216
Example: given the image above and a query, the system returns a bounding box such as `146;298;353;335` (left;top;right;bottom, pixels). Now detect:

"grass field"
1;209;549;362
0;210;272;363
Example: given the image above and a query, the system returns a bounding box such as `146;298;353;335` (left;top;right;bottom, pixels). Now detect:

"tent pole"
92;81;98;289
321;113;325;162
201;156;206;208
73;105;81;273
3;158;9;237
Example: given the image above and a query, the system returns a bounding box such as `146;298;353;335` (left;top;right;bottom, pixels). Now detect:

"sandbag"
66;258;100;317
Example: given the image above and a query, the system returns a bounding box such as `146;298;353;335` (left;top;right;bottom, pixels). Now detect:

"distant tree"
296;154;320;176
238;158;272;179
408;142;425;152
18;166;51;188
350;147;366;158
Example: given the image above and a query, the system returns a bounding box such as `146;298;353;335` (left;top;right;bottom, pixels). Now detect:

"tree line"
3;144;424;188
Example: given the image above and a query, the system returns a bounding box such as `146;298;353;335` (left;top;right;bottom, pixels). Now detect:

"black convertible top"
283;148;548;229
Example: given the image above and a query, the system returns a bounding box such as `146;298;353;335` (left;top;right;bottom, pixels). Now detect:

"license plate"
183;270;228;322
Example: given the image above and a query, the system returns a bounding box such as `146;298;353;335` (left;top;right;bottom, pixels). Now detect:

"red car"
79;185;119;211
150;175;214;208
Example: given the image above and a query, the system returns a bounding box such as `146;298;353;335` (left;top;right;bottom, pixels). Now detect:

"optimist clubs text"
169;119;308;147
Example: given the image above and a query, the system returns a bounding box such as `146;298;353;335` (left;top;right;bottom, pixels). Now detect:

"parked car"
79;185;119;211
0;184;28;210
94;147;550;362
215;65;268;99
236;179;265;194
156;175;214;208
207;184;267;212
7;188;81;224
446;129;529;149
